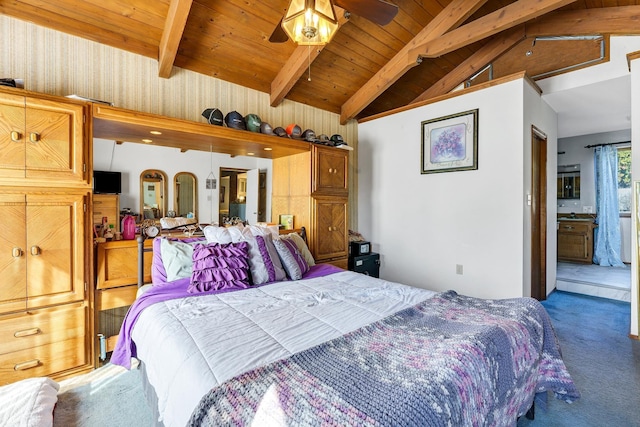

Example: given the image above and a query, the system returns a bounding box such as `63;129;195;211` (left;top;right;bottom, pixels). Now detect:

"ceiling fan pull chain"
308;45;312;81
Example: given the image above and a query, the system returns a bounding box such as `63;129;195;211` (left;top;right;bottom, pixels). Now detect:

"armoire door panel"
0;193;27;313
0;93;26;179
26;194;86;308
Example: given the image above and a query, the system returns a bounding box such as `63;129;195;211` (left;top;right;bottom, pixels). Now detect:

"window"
617;147;631;213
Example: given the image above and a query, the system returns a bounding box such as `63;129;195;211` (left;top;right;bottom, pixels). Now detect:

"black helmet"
260;122;274;135
245;114;262;132
273;127;288;137
202;108;223;126
225;111;246;130
330;134;345;146
301;129;319;142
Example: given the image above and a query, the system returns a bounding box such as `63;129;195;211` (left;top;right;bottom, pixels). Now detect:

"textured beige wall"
0;15;358;229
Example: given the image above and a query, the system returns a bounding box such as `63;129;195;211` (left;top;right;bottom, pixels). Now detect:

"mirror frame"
140;169;168;221
174;171;198;219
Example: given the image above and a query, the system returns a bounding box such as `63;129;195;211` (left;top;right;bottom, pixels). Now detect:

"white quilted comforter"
131;270;436;426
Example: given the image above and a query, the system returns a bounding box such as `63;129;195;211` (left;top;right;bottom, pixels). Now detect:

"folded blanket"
189;291;579;426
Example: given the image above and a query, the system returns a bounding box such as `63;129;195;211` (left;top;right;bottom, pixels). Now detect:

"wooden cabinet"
93;194;120;232
273;145;349;267
557;220;596;264
0;90;88;185
0;86;92;384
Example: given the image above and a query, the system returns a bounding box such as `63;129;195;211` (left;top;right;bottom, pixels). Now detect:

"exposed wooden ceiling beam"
412;26;526;103
340;0;489;124
270;7;349;107
524;6;640;36
411;0;577;60
158;0;193;78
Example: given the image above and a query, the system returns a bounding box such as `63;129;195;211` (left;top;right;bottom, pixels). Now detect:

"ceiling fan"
269;0;399;44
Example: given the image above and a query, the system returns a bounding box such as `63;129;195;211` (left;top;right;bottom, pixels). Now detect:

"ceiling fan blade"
269;18;289;43
334;0;398;26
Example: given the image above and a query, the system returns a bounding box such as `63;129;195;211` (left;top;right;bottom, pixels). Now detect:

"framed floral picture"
421;109;478;174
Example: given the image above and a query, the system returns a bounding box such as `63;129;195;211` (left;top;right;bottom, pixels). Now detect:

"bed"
111;225;579;426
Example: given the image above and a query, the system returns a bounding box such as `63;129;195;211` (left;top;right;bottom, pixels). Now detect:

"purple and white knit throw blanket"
188;290;579;426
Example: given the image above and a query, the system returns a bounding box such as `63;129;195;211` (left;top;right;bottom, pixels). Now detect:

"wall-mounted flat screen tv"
93;170;122;194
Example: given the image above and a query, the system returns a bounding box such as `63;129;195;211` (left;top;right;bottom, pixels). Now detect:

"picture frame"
421;109;478;174
279;214;294;230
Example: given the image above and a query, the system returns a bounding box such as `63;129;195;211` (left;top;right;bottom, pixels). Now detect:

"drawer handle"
14;327;41;338
29;132;40;143
12;247;23;257
564;226;574;230
14;359;41;371
30;246;41;256
11;131;22;142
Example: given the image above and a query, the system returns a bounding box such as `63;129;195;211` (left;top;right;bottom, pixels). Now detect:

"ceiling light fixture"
281;0;338;46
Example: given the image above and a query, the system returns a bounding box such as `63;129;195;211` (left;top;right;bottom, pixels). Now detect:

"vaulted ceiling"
2;0;640;124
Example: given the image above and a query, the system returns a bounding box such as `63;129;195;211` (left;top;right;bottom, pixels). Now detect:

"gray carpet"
53;362;152;426
54;291;640;426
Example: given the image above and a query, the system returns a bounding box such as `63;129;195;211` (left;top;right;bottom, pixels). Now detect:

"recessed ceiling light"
150;130;162;135
247;152;255;156
142;138;153;143
264;147;273;151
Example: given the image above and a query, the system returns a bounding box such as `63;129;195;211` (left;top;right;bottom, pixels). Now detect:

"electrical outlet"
456;264;463;275
582;206;593;213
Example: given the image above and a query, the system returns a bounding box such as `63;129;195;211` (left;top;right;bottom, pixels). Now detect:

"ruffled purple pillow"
188;242;250;293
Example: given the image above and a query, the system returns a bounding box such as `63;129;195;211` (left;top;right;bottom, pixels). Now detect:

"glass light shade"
282;0;338;46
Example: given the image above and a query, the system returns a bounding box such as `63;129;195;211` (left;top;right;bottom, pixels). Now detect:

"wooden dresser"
0;87;92;385
272;145;349;268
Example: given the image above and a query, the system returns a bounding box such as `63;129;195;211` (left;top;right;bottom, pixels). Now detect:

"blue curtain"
593;146;625;266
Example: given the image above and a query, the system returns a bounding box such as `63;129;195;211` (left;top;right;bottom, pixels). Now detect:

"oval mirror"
174;172;197;219
140;169;168;220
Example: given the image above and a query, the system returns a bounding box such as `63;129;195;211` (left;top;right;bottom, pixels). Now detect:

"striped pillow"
273;237;310;280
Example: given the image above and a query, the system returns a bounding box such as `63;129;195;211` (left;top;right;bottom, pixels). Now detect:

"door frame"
531;126;548;301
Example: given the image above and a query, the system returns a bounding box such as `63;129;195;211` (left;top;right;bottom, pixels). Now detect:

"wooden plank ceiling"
2;0;640;124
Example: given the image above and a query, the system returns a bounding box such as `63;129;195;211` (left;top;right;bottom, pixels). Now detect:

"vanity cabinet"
0;89;88;185
273;145;349;268
0;86;92;385
557;220;596;264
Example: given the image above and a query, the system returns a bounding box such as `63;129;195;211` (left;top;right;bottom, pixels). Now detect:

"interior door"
531;126;548;301
245;169;259;224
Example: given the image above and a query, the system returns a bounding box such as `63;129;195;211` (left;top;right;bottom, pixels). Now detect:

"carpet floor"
53;291;640;426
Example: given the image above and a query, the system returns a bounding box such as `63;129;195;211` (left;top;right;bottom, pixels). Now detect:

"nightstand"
348;252;380;278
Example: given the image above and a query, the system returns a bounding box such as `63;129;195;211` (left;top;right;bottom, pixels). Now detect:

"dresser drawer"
0;303;86;355
0;336;86;385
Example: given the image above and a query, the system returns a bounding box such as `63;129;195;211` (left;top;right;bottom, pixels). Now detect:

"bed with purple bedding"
111;231;578;426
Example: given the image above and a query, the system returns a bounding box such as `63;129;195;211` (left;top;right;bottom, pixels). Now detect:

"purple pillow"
188;242;250;293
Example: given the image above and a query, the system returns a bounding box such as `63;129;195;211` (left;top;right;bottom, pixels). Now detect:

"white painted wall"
358;77;556;300
93;139;272;225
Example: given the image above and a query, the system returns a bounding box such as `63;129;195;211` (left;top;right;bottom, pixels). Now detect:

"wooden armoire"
0;87;93;384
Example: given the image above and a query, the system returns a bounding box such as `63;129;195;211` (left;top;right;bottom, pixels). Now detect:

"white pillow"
203;225;233;244
245;224;280;240
0;377;59;427
160;238;201;282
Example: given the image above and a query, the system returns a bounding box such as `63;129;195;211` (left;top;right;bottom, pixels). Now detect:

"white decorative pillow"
246;224;280;240
160;238;202;282
203;225;234;244
280;232;315;266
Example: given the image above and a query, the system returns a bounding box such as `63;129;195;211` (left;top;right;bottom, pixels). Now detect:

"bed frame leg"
525;401;535;420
